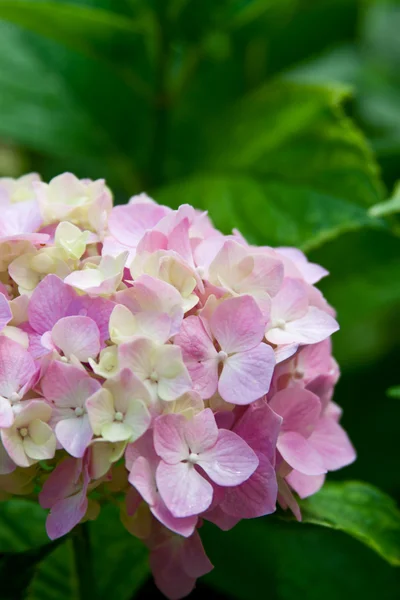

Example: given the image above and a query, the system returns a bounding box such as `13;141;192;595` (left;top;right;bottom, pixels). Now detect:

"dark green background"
0;1;399;598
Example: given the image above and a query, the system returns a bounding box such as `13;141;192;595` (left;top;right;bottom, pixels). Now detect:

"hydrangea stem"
72;522;96;599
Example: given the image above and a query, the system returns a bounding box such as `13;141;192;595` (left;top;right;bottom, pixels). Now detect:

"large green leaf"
202;515;400;600
90;504;149;600
157;173;380;250
27;505;149;600
0;1;150;62
0;499;48;552
300;481;400;566
159;81;384;250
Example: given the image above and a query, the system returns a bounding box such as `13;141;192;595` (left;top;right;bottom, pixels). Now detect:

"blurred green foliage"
0;1;399;599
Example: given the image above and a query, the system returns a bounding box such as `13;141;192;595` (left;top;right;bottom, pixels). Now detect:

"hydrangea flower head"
0;172;354;599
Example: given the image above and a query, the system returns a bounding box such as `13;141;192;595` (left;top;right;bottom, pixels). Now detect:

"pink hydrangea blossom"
0;172;355;598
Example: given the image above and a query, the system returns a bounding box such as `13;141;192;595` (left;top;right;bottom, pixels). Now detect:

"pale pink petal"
210;295;266;354
180;530;214;578
55;415;92;458
129;456;158;505
51;316;100;361
283;306;339;345
218;343;275;405
0;396;14;428
156;460;213;517
1;429;29;467
41;360;100;408
198;429;258;486
309;416;356;471
155;345;192;402
152;498;198;538
108;203;168;247
0;293;12;331
221;453;277;517
277;247;328;284
270;278;309;323
28;275;76;334
269;388;321;436
184;408;218;454
286;470;325;499
46;488;88;540
71;296;115;344
174;316;216;362
0;336;35;397
117;274;184;336
277;431;326;475
118;337;153;381
154;413;189;463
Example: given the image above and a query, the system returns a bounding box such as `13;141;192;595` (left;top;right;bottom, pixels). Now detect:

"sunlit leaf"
300;481;400;566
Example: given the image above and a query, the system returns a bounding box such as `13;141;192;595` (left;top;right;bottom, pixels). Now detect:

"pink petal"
51;316;100;361
39;457;82;508
55;415;93;458
156;460;213;518
286;470;326;499
221;453;277;518
218;343;275;405
277;431;326;475
198;429;259;486
108;203;168;247
271;278;309;322
0;396;14;428
309;416;356;471
234;402;282;461
276;247;328;284
283;306;339;345
46;488;88;540
151;499;198;538
129;456;157;505
41;360;100;408
210;295;266;354
0;336;35;397
28;275;76;334
184;408;218;454
118;274;184;336
154;413;189;464
71;296;115;344
269;387;321;436
0;293;12;331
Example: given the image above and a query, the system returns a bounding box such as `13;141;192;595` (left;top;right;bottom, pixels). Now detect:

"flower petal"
156;461;213;518
218;343;275;405
210;295;266;354
153;413;189;463
278;431;326;476
198;429;259;486
51;316;100;361
184;408;218;454
55;415;93;458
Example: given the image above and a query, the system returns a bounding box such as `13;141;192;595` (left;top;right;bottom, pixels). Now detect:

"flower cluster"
0;172;356;598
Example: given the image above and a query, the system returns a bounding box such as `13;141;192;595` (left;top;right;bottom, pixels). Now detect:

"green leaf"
160;81;384;250
157;174;381;251
0;541;61;600
27;541;79;600
387;386;400;399
0;499;48;552
202;516;400;600
300;481;400;566
90;504;150;600
0;0;149;62
369;182;400;218
27;505;149;600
